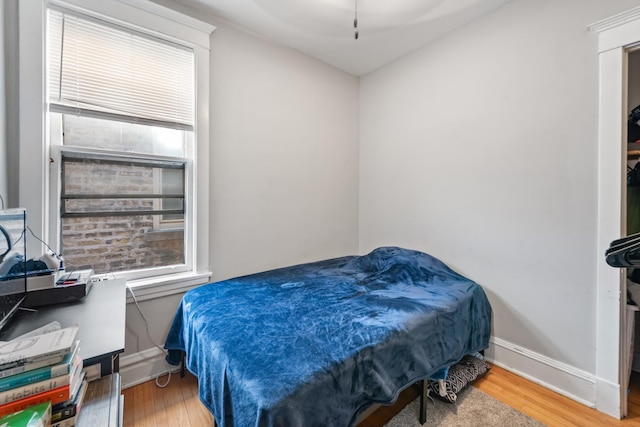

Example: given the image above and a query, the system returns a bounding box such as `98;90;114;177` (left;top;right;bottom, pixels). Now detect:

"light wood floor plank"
141;377;158;427
180;373;214;427
474;365;640;427
150;378;169;427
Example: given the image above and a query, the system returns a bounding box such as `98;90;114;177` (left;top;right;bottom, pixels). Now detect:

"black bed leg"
419;380;428;424
180;351;186;378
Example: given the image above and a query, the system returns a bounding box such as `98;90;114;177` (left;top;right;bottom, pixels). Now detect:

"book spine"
0;373;71;404
0;385;70;418
0;348;69;371
52;403;77;423
0;355;65;379
0;357;72;391
0;326;78;370
51;414;76;427
52;377;87;423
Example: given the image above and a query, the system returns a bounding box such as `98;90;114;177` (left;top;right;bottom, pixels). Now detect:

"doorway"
592;12;640;419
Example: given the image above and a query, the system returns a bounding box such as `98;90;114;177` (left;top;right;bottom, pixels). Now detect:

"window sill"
120;271;212;303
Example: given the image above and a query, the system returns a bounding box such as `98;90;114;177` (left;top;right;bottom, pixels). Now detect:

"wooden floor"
123;365;640;426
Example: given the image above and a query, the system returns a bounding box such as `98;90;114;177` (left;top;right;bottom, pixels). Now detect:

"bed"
164;246;492;427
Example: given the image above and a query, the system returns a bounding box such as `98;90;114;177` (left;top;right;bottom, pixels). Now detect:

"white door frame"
590;7;640;419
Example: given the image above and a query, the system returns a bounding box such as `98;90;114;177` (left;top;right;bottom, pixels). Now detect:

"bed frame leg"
181;351;186;378
419;380;428;424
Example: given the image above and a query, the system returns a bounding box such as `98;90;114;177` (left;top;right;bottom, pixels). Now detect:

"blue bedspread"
164;247;492;427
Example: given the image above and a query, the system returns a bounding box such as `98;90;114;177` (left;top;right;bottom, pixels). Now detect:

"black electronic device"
23;269;94;308
0;209;27;331
22;280;93;308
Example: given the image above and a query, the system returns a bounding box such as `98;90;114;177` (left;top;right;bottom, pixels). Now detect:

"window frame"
49;143;193;281
19;0;214;285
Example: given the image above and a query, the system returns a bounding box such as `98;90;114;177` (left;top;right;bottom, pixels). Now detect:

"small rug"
384;386;546;427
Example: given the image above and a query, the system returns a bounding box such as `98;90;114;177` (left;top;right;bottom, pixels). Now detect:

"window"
17;0;216;283
47;6;194;278
57;152;186;274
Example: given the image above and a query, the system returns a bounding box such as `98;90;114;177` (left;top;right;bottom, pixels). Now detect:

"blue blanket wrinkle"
164;246;492;427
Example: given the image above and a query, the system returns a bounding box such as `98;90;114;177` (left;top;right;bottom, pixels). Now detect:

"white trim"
116;0;215;36
589;8;640;54
18;0;49;259
47;114;63;258
595;46;626;419
193;42;210;276
119;347;181;389
589;6;640;34
487;337;596;408
123;270;211;302
49;0;215;49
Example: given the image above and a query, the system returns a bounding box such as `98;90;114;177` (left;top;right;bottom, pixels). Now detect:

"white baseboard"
595;375;621;419
487;336;596;408
119;347;182;389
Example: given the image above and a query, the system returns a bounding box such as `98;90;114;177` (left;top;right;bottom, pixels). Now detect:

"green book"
0;402;51;427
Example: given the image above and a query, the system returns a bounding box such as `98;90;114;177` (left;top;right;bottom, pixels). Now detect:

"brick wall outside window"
60;116;184;275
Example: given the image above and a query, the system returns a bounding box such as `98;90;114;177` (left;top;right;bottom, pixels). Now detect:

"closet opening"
624;46;640;417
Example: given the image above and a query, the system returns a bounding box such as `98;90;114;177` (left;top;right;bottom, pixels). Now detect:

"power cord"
26;226;63;261
126;285;175;388
8;226;64;268
0;204;62;263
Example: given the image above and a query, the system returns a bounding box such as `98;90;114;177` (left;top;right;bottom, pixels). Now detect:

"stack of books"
0;326;87;427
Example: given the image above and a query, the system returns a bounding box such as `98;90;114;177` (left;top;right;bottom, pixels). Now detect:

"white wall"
208;21;360;280
359;0;640;405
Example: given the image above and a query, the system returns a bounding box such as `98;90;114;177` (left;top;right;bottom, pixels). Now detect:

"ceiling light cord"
354;0;359;40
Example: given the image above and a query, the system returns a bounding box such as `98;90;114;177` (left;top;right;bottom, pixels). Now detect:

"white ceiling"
170;0;512;76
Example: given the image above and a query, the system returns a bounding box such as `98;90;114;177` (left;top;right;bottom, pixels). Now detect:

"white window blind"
48;8;194;130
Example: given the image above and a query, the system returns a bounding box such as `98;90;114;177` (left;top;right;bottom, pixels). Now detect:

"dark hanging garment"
629;105;640;142
630;187;640;235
